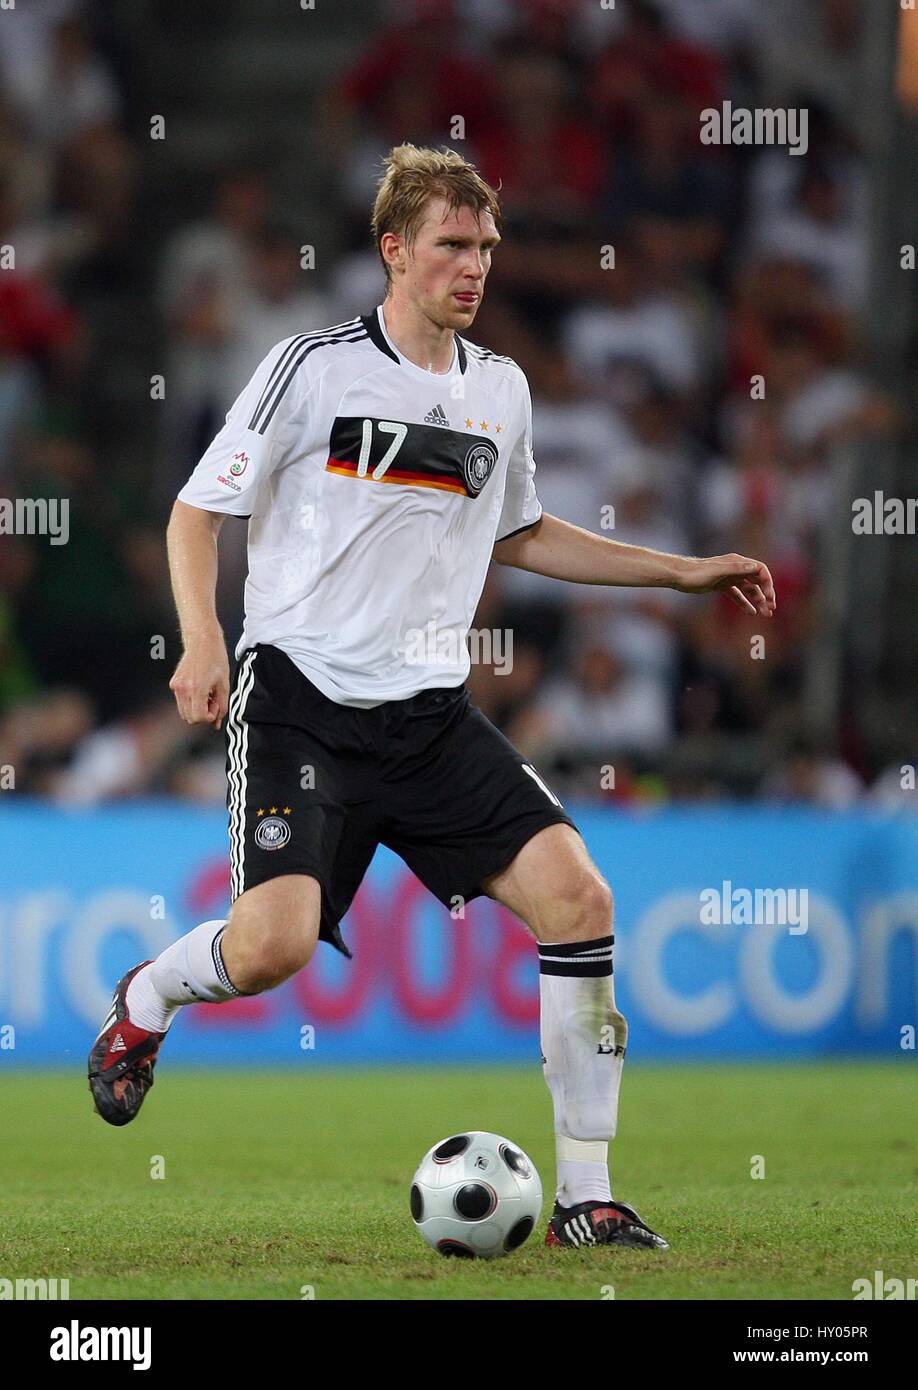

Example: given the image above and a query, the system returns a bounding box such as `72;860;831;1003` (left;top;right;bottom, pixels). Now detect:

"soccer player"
89;145;775;1250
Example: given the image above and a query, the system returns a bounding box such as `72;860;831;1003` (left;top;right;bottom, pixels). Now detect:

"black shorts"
224;643;579;956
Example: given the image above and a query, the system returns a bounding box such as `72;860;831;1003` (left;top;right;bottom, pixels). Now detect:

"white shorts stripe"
227;650;258;900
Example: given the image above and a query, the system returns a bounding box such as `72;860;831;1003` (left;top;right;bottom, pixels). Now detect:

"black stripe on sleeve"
495;511;543;544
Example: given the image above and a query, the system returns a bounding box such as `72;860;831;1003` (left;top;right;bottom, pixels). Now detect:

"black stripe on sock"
212;926;241;997
537;935;613;958
539;958;613;978
538;934;614;977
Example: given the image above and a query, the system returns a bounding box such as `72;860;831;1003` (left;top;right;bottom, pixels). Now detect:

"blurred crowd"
1;0;913;812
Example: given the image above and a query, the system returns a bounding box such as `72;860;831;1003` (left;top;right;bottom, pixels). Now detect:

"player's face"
402;198;500;329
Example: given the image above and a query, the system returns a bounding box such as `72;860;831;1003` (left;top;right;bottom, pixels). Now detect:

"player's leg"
89;644;376;1125
131;871;322;1024
379;693;666;1249
481;823;666;1249
87;874;322;1127
480;825;624;1188
220;873;320;990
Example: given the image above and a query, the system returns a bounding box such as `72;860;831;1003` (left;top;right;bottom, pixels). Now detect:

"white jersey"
177;304;542;706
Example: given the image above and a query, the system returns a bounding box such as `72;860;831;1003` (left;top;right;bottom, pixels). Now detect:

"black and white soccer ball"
410;1131;542;1258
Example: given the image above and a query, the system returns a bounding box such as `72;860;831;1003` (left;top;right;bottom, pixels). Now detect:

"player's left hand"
675;554;776;617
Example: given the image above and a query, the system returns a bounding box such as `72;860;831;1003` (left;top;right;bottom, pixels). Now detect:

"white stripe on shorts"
227;650;258;900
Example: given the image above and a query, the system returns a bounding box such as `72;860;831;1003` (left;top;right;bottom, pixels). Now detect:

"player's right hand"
169;640;230;731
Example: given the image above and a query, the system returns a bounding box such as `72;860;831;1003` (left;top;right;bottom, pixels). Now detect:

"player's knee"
237;921;315;990
223;904;318;992
558;873;614;943
534;873;613;943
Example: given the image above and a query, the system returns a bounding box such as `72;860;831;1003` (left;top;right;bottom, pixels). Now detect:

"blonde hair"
371;143;501;293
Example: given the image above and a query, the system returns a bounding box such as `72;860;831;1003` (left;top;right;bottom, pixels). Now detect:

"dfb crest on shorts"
462;440;498;497
255;815;290;851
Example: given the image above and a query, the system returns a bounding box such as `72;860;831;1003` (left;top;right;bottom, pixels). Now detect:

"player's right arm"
166;333;311;730
166;501;229;730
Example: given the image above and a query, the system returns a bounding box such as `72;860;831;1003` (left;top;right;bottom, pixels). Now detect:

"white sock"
126;919;241;1032
538;933;627;1208
556;1138;611;1206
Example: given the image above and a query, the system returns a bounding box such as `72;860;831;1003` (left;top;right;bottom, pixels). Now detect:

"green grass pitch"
1;1062;915;1300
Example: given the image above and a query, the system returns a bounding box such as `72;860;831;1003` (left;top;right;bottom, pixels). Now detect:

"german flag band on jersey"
176;304;543;707
326;416;499;498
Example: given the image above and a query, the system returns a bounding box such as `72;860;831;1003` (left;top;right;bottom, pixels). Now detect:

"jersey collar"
361;305;468;376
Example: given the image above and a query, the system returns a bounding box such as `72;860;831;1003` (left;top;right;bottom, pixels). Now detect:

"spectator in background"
652;0;763;55
724;256;849;398
562;238;703;403
591;0;723;135
0;537;38;713
5;15;137;281
0;175;83;472
506;0;615;72
3;14;120;150
750;162;869;312
745;103;868;232
157;165;271;484
51;697;199;807
576;472;692;684
0;0;80;94
0;687;95;794
507;634;673;765
759;734;865;808
483;312;632;678
601;89;732;278
324;0;498;232
473;46;604;231
721;318;895;467
12;433;172;722
221;223;333;412
335;0;499;134
870;756;918;814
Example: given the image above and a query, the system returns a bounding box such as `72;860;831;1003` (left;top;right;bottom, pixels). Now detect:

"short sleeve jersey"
177;304;542;706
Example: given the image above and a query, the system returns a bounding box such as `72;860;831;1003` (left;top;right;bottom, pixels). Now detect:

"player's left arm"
492;512;776;618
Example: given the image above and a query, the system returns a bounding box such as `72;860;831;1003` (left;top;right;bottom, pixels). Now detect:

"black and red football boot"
545;1198;669;1250
87;962;167;1126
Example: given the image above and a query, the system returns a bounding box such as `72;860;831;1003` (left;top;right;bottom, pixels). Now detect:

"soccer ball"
410;1131;542;1258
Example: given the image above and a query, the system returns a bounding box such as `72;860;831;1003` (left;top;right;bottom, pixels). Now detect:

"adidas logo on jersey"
111;1033;127;1053
423;403;449;426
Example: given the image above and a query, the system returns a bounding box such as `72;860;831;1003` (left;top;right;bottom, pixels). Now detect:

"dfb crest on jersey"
255;815;290;851
462;440;498;497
